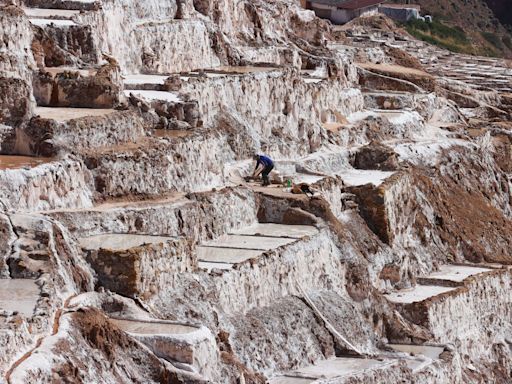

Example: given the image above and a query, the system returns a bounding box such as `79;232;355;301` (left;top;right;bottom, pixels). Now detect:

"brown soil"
411;149;512;264
50;308;189;383
386;46;425;71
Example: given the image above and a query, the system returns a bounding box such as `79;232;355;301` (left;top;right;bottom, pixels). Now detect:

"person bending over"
252;154;274;186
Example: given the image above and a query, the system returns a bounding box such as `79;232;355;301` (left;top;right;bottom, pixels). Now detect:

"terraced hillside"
0;1;511;383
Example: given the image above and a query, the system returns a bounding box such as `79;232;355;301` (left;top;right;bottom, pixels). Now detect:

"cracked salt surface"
270;357;395;382
23;8;79;18
30;18;77;27
198;225;316;270
336;169;395;187
268;377;315;384
231;223;318;239
79;234;176;251
123;90;181;102
389;344;443;360
425;265;493;283
202;234;295;250
0;279;39;316
389;344;444;372
197;247;262;264
111;319;197;335
35;107;115;121
385;285;456;304
123;74;169;85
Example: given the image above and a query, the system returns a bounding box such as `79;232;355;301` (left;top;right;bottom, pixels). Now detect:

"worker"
252;154;274;186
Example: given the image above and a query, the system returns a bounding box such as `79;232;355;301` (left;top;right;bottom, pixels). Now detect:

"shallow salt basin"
294;357;393;378
231;223;318;239
0;155;54;170
336;169;394;187
0;279;39;316
292;174;325;184
198;261;235;272
302;78;324;84
154;129;192;139
202;234;295;250
30;18;77;27
210;66;279;74
385;285;456;304
123;90;181;103
197;247;262;264
111;318;197;335
35;106;115;121
268;377;316;384
79;234;176;251
123;74;169;85
389;344;444;372
347;110;419;126
425;265;493;283
389;344;444;360
23;8;79;18
43;67;96;77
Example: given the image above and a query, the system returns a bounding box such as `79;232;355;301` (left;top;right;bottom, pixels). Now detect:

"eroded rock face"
33;64;122;108
32;23;99;67
352;141;399;171
10;308;197;384
0;5;35;81
0;78;33;128
0;5;36;152
227;297;335;374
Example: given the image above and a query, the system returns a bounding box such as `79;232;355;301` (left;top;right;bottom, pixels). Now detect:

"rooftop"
380;3;421;10
308;0;385;10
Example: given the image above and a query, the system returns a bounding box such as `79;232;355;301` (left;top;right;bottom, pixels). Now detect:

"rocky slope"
392;0;512;57
0;0;511;383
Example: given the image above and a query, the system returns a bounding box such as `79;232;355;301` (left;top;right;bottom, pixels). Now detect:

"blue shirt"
257;155;273;167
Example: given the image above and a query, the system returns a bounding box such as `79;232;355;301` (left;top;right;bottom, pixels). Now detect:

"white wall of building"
309;3;380;25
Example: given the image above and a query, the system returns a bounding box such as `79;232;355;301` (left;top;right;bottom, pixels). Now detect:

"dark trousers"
262;164;274;185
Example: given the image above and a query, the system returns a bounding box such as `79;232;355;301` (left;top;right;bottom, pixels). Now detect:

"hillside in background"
485;0;512;28
391;0;512;57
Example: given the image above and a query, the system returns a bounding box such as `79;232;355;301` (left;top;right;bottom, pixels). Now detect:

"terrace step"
0;157;93;212
45;187;259;253
79;234;194;297
385;265;496;305
111;317;219;379
0;279;40;316
30;15;100;66
388;344;444;373
25;0;99;11
347;109;425;138
417;264;494;287
362;91;418;110
385;265;512;348
268;357;399;383
23;7;79;20
81;133;231;197
124;88;200;129
33;65;121;109
197;223;318;271
123;75;173;91
25;107;146;156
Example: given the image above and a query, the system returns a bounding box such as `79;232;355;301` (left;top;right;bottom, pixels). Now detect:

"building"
306;0;386;25
379;3;421;23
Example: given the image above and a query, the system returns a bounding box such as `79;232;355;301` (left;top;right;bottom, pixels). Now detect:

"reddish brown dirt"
50;308;189;383
411;151;512;264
